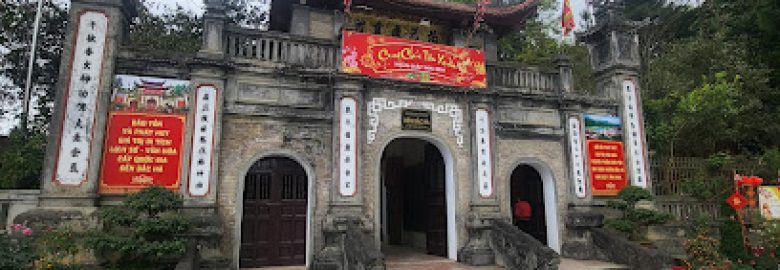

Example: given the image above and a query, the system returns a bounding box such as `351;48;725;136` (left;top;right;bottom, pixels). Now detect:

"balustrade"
225;27;563;93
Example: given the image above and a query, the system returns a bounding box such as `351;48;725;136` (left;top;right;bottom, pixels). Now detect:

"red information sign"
99;113;185;193
587;140;628;196
341;31;487;88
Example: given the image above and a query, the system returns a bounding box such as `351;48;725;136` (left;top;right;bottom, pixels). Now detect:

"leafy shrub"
86;186;190;269
34;227;82;270
605;186;671;240
683;226;731;270
0;224;37;269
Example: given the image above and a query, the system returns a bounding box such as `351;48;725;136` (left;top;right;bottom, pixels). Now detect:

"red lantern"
727;192;748;211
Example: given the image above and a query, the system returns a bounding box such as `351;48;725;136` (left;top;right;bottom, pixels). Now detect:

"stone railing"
486;62;559;93
0;190;40;231
488;219;560;270
655;196;720;223
592;228;675;270
225;26;340;70
223;28;564;93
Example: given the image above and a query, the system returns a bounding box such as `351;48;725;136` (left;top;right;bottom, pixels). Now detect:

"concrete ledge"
592;228;675;270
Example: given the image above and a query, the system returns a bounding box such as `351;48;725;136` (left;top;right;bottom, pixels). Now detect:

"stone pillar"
290;4;311;37
199;0;226;58
578;0;650;190
460;99;499;266
482;30;499;62
329;79;365;217
555;55;573;93
39;0;137;207
182;65;227;206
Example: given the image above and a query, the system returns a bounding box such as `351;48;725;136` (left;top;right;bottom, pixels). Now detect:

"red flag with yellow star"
562;0;575;36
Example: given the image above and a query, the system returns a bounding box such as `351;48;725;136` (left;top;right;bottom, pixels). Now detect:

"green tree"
86;186;190;269
0;1;68;128
0;128;46;189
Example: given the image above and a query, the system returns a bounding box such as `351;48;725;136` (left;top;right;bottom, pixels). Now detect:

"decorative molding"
367;97;464;147
567;116;587;198
188;85;218;197
55;11;109;185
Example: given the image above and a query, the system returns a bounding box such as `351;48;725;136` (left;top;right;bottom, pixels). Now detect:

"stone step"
559;258;630;270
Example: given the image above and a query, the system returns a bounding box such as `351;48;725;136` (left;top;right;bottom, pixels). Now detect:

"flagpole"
22;0;45;133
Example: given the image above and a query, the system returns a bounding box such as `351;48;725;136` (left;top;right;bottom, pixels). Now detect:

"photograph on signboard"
99;75;191;194
759;186;780;219
583;114;623;141
584;114;627;196
110;75;190;114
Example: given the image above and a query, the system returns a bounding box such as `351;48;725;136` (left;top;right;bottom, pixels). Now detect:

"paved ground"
559;258;629;270
385;248;504;270
241;246;627;270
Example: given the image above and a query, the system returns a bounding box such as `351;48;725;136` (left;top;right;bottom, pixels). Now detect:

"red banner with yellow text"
584;114;627;196
99;75;190;194
99;113;185;193
341;31;487;88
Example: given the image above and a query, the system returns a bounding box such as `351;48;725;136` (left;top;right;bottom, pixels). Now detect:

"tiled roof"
352;0;540;27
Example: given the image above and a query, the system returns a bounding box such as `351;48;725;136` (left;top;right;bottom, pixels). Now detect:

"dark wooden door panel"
425;144;447;257
240;158;307;268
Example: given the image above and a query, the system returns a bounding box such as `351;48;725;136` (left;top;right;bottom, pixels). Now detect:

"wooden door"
384;157;405;245
425;144;448;257
240;158;308;268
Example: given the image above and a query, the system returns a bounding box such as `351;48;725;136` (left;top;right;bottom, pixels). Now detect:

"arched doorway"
240;157;308;267
380;138;448;257
510;165;547;244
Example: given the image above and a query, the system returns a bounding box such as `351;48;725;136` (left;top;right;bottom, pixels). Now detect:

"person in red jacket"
513;199;532;222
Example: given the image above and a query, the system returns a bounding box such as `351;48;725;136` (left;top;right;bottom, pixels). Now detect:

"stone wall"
494;138;568;252
216;114;332;264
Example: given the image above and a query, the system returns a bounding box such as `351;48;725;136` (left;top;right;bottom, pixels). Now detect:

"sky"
0;0;590;135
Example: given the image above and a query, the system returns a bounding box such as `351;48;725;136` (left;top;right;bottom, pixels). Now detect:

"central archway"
377;136;457;260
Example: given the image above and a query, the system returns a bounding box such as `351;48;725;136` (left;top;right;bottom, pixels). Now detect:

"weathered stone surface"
592;228;675;270
488;219;560;270
565;212;604;229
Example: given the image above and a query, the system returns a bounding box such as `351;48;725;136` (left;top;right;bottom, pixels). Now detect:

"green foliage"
683;226;731;270
126;5;202;53
86;186;191;269
605;187;670;240
756;219;780;254
633;0;780;157
0;224;37;269
616;186;655;207
719;219;749;262
0;1;67;126
34;227;83;270
496;0;595;93
603;219;633;234
0;128;47;189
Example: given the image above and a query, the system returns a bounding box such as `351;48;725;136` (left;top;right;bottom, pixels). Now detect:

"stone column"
39;0;138;207
460;99;500;266
329;79;365;217
555;55;573;93
199;0;226;58
182;65;227;206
